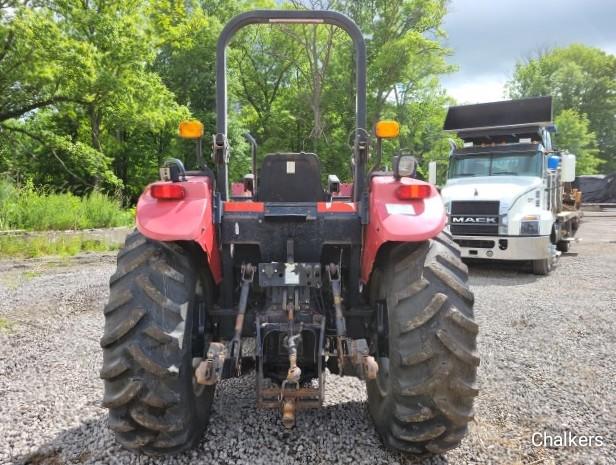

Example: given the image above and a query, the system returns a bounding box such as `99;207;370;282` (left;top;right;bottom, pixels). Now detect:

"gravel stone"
0;215;614;464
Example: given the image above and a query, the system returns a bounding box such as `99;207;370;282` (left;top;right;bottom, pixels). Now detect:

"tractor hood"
441;176;542;207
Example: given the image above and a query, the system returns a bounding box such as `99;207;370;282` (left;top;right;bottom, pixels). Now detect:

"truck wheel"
100;231;215;455
532;258;552;275
367;233;478;455
556;240;570;253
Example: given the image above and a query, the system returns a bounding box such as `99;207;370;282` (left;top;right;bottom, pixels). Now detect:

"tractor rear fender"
361;176;446;283
136;177;222;283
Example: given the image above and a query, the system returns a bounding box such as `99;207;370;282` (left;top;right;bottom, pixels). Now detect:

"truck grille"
454;239;496;249
450;201;499;236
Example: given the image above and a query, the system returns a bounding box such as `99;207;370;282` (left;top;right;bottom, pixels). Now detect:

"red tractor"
100;10;478;457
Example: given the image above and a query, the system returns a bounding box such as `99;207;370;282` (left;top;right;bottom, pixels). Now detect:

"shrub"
0;179;134;231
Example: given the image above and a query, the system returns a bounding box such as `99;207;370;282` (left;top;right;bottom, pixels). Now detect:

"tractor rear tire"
367;232;479;455
100;231;215;455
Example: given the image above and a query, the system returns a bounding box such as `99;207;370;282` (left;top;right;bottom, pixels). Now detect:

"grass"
0;235;121;259
0;317;14;333
0;179;133;231
22;270;42;279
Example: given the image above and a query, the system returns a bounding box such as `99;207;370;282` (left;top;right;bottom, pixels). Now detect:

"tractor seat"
257;152;328;202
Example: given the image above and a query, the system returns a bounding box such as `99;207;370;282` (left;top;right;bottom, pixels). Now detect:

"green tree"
0;7;87;123
227;0;455;180
554;109;602;175
0;0;458;199
0;4;121;190
0;0;191;199
507;44;616;170
150;0;253;181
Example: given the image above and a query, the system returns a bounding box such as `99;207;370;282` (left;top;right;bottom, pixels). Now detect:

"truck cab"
440;97;580;274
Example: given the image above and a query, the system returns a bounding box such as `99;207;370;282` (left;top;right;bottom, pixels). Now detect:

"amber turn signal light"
375;120;400;139
178;120;204;139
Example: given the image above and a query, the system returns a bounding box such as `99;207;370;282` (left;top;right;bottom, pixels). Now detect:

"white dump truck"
436;96;582;275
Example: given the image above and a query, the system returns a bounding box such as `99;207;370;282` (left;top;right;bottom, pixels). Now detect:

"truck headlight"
520;215;540;235
498;214;508;235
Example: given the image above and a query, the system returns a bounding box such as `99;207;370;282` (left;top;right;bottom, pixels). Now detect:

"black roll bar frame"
214;9;368;202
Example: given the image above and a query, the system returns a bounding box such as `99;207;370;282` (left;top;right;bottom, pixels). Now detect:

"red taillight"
151;184;185;200
396;184;431;200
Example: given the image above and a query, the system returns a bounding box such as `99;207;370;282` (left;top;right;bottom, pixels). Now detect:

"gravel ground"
1;214;615;465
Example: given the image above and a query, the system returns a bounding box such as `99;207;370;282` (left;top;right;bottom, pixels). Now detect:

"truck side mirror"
561;153;576;182
428;161;437;185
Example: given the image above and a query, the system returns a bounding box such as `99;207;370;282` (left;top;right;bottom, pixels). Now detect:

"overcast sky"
441;0;616;104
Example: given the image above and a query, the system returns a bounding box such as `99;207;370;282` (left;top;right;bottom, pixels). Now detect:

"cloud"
444;74;508;104
441;0;616;103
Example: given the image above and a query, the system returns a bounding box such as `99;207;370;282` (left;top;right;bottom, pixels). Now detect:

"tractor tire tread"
367;233;478;456
101;232;214;455
100;307;146;348
108;412;137;433
100;357;130;380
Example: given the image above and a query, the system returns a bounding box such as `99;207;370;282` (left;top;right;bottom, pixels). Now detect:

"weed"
0;235;121;259
0;180;133;231
23;270;42;279
0;317;14;333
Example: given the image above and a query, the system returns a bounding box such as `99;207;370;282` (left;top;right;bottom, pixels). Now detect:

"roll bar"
214;10;368;202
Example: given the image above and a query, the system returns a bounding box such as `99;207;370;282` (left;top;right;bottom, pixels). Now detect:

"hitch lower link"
328;263;378;381
195;342;226;385
195;263;254;385
229;263;255;375
348;338;378;380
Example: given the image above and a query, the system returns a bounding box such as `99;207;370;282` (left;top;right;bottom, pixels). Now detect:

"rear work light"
151;184;185;200
396;184;432;200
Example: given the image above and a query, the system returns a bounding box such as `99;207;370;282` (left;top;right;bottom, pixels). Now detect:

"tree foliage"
3;0;615;202
507;44;616;172
0;0;190;198
228;0;455;178
554;109;602;175
0;0;455;200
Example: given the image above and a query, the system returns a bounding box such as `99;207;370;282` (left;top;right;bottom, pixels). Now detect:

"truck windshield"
448;151;542;178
